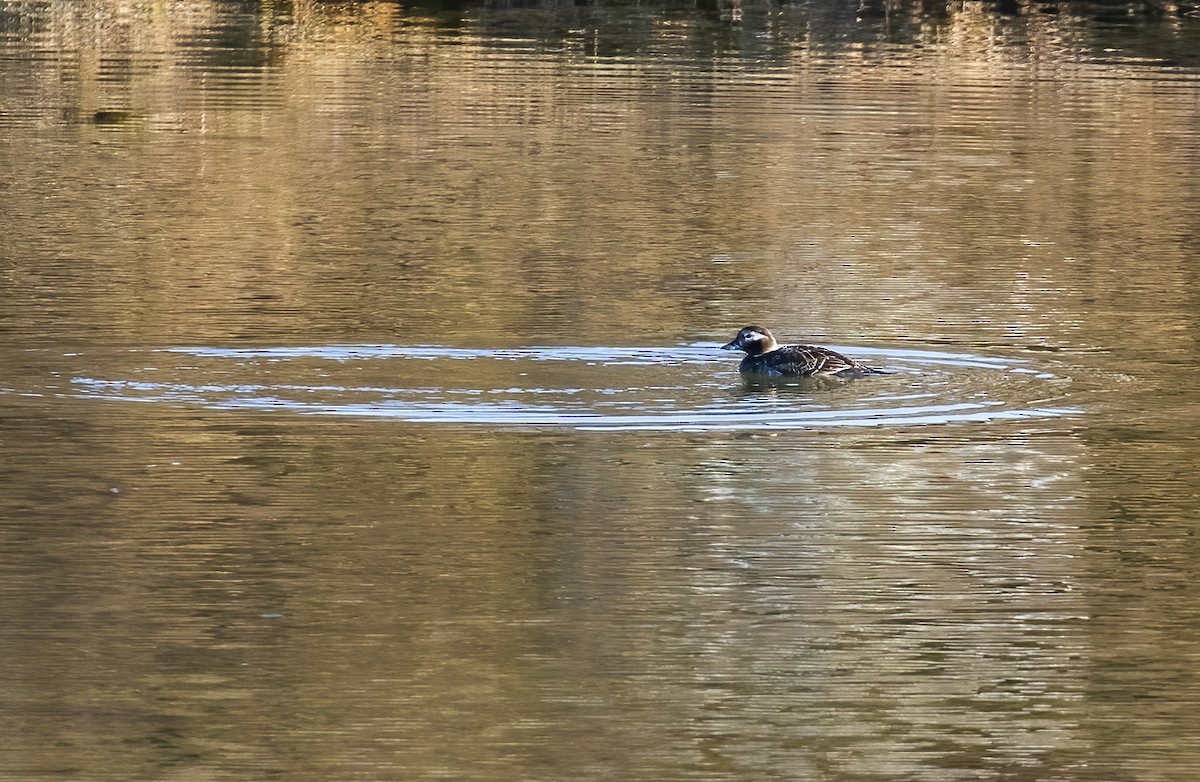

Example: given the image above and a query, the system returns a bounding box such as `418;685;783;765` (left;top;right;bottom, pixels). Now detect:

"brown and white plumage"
721;325;878;378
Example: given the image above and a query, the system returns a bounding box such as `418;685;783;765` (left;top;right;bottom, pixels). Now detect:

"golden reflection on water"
2;0;1200;780
2;0;1197;352
1;397;1102;779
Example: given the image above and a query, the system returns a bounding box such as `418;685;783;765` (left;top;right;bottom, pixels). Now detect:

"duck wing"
766;345;868;377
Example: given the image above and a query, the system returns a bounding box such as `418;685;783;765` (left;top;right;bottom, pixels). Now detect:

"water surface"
3;0;1200;780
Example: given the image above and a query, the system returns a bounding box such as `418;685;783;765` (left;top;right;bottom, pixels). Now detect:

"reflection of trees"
6;0;1195;127
6;0;1199;65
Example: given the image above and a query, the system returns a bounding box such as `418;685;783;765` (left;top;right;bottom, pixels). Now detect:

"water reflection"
3;0;1200;780
0;390;1098;779
3;0;1197;354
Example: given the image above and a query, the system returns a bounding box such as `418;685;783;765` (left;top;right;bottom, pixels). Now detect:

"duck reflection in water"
721;325;882;380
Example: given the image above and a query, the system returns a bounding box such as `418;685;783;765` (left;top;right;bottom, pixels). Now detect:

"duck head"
721;326;778;357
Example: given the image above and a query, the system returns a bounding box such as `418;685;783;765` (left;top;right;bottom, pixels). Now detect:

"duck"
721;325;879;378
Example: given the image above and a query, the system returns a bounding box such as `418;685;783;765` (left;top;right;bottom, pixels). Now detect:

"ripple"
60;342;1081;432
165;344;702;365
164;342;1024;369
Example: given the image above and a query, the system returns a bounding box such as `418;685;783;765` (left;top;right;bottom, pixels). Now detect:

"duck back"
740;344;872;378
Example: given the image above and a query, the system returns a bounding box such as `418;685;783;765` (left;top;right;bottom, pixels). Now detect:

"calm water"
3;0;1200;779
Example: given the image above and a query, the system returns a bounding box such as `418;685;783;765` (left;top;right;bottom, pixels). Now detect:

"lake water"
3;0;1200;779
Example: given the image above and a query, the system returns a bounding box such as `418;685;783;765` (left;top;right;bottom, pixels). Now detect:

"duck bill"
720;340;741;351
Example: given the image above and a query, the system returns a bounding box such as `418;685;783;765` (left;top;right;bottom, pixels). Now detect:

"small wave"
70;376;1076;430
64;342;1080;431
165;343;721;365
